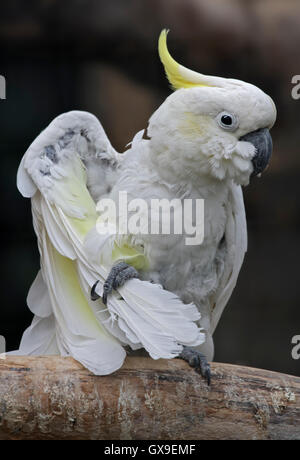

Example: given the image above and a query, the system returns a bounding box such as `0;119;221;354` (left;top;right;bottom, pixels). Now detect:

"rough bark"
0;356;299;440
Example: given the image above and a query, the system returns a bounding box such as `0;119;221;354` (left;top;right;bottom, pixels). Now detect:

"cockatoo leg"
91;262;138;305
178;346;211;385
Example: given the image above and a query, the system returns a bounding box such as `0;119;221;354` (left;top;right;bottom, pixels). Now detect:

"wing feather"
15;110;204;373
210;183;247;334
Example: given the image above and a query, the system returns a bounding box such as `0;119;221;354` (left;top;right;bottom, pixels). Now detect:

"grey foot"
179;346;211;385
91;262;138;305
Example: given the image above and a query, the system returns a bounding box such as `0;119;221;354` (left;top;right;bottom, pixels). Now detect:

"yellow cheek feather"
178;113;210;138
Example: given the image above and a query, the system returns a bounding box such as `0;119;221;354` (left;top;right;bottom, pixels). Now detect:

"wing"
16;111;126;374
16;110;204;374
210;183;247;335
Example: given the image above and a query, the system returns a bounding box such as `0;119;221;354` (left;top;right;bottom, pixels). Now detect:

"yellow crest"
158;30;220;90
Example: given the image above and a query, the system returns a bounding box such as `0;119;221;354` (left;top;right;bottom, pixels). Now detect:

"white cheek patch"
223;143;236;159
206;138;255;185
232;155;251;172
235;140;256;159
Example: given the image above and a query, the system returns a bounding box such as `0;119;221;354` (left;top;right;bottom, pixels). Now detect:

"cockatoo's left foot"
91;262;138;305
178;347;211;386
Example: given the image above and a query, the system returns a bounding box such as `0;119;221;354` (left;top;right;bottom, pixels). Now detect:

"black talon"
102;281;110;305
91;280;100;301
178;346;211;386
197;357;211;386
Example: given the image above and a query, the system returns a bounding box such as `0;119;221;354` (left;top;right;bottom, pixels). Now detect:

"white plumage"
13;31;276;374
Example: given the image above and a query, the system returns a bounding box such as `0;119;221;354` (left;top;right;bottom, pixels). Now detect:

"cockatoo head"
148;30;276;186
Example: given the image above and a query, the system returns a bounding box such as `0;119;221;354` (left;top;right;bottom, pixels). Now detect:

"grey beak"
240;128;273;177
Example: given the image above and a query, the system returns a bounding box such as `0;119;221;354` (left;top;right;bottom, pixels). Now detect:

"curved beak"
240;128;273;177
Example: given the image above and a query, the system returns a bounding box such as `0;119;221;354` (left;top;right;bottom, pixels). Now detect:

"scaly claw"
178;346;211;385
91;262;138;305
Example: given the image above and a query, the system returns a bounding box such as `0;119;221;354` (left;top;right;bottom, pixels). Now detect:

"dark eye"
216;111;238;131
221;114;233;126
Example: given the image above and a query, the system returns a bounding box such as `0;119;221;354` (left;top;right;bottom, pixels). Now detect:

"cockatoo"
14;30;276;383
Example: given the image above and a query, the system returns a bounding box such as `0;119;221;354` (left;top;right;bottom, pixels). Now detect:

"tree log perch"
0;356;299;440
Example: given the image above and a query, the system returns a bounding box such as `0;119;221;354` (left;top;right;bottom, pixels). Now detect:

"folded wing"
210;183;247;335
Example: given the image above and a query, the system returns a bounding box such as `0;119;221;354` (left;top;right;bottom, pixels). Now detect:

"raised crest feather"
158;29;229;90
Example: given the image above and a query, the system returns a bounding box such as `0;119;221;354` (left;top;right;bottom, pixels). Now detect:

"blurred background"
0;0;299;376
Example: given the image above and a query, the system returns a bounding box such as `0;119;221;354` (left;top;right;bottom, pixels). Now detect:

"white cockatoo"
14;31;276;382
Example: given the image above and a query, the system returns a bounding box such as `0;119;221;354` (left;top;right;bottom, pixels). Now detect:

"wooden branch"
0;356;299;440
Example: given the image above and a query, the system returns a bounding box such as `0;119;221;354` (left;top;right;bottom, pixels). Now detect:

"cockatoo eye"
216;112;238;131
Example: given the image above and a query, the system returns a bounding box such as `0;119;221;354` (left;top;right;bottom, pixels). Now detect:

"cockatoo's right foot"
178;346;211;386
91;262;138;305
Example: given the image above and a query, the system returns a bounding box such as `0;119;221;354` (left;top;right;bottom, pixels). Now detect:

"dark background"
0;0;299;376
